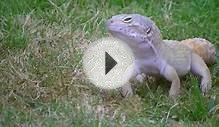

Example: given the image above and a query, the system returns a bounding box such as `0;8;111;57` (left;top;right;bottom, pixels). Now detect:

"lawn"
0;0;219;126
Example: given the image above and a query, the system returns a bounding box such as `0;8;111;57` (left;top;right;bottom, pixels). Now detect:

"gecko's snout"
109;19;114;23
106;19;113;27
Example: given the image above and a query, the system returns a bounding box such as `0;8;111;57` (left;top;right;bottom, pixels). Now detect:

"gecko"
106;14;216;100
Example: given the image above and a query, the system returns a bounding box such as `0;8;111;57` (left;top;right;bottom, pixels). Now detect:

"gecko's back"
162;40;192;76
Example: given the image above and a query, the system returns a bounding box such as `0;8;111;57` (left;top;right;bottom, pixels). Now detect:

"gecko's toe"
200;79;212;94
169;89;180;102
119;83;133;97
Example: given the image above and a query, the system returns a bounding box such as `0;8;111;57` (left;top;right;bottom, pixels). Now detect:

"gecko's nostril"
106;20;113;27
107;20;114;25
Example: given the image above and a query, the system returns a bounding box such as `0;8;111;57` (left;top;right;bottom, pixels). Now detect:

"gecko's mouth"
107;25;124;33
107;25;131;40
106;20;127;32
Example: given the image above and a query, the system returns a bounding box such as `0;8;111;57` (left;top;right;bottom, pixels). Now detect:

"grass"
0;0;219;126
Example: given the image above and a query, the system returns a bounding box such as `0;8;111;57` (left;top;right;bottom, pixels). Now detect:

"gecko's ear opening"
146;27;151;35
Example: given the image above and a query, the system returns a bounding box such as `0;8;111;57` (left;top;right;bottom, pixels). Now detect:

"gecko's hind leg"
190;53;212;93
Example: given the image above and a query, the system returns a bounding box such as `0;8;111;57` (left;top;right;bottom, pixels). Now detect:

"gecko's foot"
169;94;177;102
119;89;133;97
200;78;212;94
169;88;180;102
136;73;146;83
119;83;133;97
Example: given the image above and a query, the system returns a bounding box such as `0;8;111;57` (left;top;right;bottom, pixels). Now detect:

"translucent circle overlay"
82;37;134;89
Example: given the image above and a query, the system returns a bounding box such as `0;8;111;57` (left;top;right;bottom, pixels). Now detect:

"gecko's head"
106;14;162;46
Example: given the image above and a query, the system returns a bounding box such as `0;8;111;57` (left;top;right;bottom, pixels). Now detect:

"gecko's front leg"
160;64;181;101
119;63;142;97
119;73;147;97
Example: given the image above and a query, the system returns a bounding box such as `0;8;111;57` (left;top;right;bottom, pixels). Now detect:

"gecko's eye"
123;16;132;23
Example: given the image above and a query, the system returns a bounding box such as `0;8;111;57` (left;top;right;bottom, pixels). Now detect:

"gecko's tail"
180;38;216;65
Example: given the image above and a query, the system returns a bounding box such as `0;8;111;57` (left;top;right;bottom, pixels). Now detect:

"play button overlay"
82;37;134;89
105;52;117;75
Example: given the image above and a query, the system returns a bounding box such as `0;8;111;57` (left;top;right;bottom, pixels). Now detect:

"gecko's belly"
135;57;191;77
141;65;160;75
135;59;160;75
